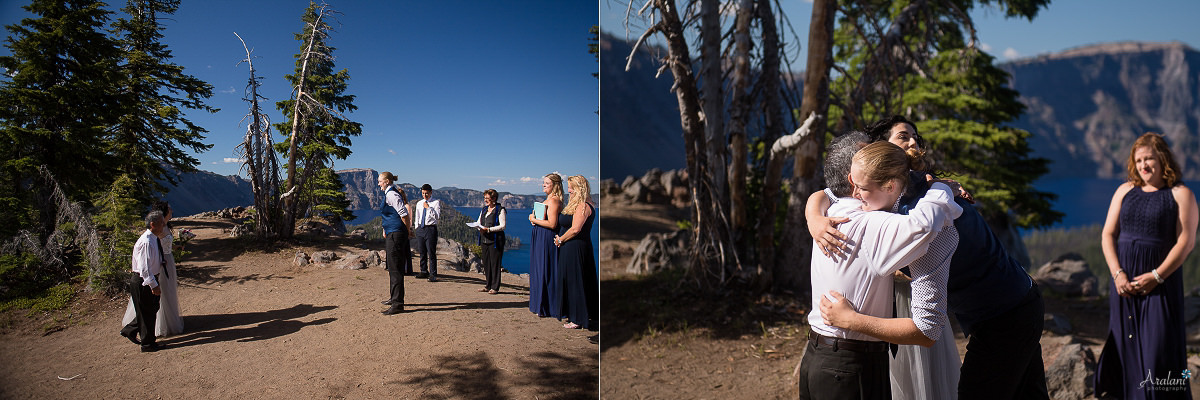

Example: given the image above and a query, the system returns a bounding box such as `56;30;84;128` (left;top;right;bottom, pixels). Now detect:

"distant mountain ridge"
1000;41;1200;179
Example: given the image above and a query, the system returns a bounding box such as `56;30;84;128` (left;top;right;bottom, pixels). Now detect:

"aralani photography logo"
1139;369;1192;392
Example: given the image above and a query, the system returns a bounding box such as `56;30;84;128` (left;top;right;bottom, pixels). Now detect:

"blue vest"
900;190;1033;335
381;186;405;234
477;206;506;250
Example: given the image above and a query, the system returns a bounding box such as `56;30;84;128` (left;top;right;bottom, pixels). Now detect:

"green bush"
0;253;75;314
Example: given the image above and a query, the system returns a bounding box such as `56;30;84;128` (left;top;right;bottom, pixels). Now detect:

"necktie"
155;236;168;278
420;206;427;228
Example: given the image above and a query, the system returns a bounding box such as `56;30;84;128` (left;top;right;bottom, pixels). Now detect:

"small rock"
294;251;311;267
1045;343;1097;400
312;250;338;264
1044;313;1073;335
1034;253;1099;297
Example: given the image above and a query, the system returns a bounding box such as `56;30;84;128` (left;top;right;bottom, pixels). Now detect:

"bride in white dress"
121;203;184;337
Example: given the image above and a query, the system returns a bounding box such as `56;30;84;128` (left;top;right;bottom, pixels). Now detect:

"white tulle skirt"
890;280;960;400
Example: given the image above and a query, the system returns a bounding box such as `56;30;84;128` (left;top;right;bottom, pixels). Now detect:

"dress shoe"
415;273;429;279
427;276;438;282
381;300;394;305
382;306;404;315
121;330;141;345
587;335;599;345
140;343;160;352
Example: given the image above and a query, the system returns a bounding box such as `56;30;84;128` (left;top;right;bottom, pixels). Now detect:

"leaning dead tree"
235;32;282;239
2;166;103;289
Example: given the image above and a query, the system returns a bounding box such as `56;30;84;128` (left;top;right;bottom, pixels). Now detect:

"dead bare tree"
2;166;103;290
235;32;282;239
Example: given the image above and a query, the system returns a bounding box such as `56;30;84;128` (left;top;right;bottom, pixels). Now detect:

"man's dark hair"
825;131;870;198
420;183;433;192
145;210;164;229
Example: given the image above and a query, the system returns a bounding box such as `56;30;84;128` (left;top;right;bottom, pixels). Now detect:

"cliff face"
160;170;254;217
1002;41;1200;179
599;31;687;180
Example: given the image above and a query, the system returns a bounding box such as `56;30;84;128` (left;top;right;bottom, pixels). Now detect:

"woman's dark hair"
865;115;926;151
154;200;172;229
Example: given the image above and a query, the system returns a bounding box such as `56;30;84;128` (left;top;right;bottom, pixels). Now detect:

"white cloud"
220;86;236;94
211;161;218;165
980;42;992;52
519;176;534;183
387;149;396;155
1003;47;1020;60
222;157;244;163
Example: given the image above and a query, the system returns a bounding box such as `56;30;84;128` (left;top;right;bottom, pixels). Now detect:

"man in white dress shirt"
414;184;441;282
796;140;962;400
119;210;168;352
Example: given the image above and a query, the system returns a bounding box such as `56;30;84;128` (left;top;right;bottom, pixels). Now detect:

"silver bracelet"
1113;270;1124;279
1152;269;1165;284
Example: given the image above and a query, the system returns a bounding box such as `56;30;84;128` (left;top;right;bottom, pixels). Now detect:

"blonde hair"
852;142;911;193
1127;132;1182;188
380;171;397;184
545;173;564;201
562;175;593;215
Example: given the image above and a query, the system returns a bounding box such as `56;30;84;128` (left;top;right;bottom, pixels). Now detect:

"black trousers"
416;225;438;277
120;273;160;346
796;338;890;400
482;245;503;291
958;284;1050;400
385;230;410;305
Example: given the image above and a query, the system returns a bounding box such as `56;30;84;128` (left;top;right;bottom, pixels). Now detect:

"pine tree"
273;2;362;237
110;0;216;203
0;0;124;237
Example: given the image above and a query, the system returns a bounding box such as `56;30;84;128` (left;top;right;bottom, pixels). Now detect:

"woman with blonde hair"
378;171;413;315
528;173;564;316
555;175;598;331
1095;133;1197;399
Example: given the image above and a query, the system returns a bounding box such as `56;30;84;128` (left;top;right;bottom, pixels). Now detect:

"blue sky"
601;0;1199;70
1;0;599;195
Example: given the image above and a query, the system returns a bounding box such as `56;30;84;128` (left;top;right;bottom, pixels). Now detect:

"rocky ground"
598;169;1200;399
0;217;598;399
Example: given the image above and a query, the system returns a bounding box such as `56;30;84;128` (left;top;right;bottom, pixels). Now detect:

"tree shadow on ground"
392;350;597;400
600;268;807;351
177;264;294;286
165;304;337;348
405;301;528;312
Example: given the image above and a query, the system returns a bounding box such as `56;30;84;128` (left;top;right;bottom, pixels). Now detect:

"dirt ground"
0;217;598;399
598;198;1200;399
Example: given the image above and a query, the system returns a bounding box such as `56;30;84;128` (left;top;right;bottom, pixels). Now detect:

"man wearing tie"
415;184;441;282
119;210;168;352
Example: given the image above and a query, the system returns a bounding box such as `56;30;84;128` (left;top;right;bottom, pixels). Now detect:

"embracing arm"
866;183;962;275
806;190;849;257
1102;183;1134;297
820;291;934;347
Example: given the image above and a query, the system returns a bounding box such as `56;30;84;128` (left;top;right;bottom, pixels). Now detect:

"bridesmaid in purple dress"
528;173;563;317
1096;133;1198;399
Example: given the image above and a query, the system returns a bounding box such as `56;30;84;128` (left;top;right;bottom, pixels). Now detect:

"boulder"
627;230;688;275
230;224;252;238
311;250;338;264
1044;313;1073;335
621;175;636;191
1045;343;1097;400
600;178;621;195
347;228;367;240
294;251;310;267
1034;253;1099;297
337;254;369;270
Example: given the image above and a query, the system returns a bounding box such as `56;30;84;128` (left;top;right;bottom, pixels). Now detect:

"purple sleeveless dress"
1095;186;1192;399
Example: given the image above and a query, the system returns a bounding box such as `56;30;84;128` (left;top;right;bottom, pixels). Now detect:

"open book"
533;202;547;220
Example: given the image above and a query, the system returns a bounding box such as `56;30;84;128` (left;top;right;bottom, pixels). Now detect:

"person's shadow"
164;304;336;349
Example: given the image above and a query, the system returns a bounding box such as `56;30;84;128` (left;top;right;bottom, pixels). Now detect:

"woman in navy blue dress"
554;175;598;331
1096;133;1198;399
527;173;563;317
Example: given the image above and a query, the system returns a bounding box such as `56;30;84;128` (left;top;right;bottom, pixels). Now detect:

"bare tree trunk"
775;0;836;294
754;0;785;291
727;0;753;250
236;32;280;239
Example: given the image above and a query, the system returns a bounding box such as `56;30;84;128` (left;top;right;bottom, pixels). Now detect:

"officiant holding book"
476;189;507;294
528;173;563;317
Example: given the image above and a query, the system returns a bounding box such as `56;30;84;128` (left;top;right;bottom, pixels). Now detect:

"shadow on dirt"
392;350;596;400
165;304;337;348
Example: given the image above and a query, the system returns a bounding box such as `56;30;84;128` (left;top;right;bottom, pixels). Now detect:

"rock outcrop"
602;168;690;208
1034;253;1100;297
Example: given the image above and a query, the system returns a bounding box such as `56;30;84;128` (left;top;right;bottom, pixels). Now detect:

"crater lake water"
455;206;600;275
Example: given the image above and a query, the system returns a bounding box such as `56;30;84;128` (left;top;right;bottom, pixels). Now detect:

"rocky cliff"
160;170;254;217
1002;41;1200;179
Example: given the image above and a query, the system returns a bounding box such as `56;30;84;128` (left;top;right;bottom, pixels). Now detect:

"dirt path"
0;218;598;399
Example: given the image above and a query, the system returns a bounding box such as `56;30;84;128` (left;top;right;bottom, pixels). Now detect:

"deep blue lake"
454;206;600;275
1025;177;1126;233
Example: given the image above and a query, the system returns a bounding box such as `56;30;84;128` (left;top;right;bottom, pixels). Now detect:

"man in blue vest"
378;172;412;315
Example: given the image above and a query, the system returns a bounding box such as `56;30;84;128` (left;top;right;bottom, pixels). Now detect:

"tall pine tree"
273;2;361;236
110;0;216;203
0;0;124;237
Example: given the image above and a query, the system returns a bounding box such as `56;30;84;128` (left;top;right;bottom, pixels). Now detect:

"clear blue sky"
1;0;599;195
601;0;1199;71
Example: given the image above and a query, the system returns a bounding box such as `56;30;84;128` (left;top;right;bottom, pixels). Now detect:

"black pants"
796;338;890;400
482;244;503;291
120;273;160;346
385;230;410;305
416;225;438;277
958;284;1050;400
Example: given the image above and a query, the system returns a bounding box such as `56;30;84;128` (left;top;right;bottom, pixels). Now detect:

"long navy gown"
556;204;598;330
529;221;559;317
1095;186;1192;399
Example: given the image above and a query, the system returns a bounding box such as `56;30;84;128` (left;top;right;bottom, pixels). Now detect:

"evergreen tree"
0;0;124;237
273;2;361;236
110;0;216;203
